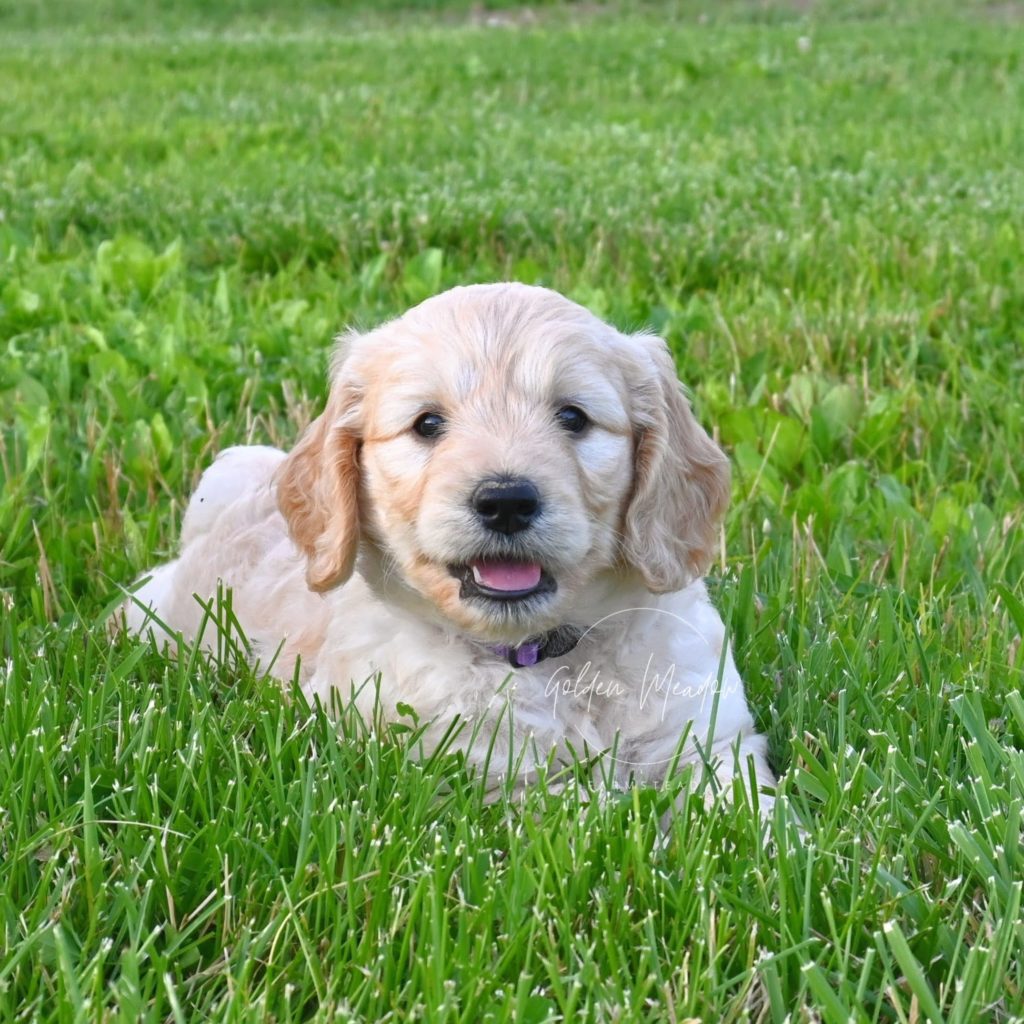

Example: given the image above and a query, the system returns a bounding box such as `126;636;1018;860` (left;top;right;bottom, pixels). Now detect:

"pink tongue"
471;560;542;592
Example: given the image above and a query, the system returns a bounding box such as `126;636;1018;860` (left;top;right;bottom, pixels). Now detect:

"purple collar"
489;625;583;668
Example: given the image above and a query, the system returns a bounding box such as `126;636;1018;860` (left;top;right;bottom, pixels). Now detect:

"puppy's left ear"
621;335;731;593
276;340;364;594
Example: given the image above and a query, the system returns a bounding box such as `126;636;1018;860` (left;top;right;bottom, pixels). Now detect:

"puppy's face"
278;284;730;644
355;299;636;640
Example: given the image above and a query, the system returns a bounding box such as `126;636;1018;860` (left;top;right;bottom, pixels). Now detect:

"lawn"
2;0;1023;1020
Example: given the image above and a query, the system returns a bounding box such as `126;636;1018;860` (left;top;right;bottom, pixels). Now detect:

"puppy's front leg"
610;660;775;814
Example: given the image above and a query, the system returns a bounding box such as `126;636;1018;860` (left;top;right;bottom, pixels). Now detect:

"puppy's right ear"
276;346;363;593
620;334;731;593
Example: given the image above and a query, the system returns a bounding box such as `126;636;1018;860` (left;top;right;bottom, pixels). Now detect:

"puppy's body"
124;284;773;800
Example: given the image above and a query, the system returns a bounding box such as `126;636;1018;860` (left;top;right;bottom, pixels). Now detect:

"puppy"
122;284;774;804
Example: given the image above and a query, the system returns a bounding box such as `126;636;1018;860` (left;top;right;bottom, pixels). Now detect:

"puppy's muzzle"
471;478;541;535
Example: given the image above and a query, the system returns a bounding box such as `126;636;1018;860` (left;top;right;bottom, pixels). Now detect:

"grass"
2;0;1024;1019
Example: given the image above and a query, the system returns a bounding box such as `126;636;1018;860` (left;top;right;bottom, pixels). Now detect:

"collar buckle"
490;625;582;668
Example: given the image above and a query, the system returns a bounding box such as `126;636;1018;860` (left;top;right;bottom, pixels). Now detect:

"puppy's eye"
413;412;446;439
555;405;589;434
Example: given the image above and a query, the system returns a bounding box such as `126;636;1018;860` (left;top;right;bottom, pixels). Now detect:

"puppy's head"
277;284;729;642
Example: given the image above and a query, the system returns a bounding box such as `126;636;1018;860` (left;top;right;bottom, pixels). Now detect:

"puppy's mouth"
449;559;557;602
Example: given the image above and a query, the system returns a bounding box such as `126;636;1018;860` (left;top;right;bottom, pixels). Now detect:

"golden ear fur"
276;347;362;593
621;336;731;593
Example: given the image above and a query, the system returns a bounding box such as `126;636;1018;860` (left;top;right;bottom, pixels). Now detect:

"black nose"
471;478;541;534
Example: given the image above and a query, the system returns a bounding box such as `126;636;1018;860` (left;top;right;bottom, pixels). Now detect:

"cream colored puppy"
123;283;774;803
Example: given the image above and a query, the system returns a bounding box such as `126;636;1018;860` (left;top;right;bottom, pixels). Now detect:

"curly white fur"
121;284;774;804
